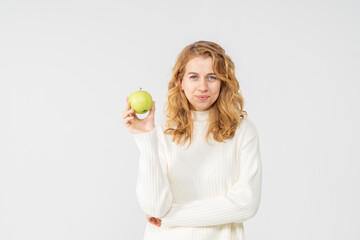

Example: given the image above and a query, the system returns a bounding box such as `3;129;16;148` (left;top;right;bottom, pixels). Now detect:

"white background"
1;0;359;239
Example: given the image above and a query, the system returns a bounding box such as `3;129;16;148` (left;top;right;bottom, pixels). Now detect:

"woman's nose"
198;78;208;91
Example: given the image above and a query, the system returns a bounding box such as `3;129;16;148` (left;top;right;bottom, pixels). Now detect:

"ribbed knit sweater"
133;109;262;240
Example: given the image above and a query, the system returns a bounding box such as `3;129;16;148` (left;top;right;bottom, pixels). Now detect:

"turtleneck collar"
191;109;210;122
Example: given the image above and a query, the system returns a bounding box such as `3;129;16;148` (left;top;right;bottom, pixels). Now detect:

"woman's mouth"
196;95;210;100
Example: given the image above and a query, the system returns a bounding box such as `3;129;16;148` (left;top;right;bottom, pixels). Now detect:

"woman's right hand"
122;96;155;135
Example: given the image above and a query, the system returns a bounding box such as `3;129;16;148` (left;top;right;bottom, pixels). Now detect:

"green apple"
128;88;153;114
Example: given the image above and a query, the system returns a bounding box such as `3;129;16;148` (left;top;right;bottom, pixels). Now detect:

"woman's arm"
161;121;262;227
134;125;173;218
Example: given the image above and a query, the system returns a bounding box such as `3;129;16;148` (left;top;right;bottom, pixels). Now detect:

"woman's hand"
146;214;162;227
123;96;155;135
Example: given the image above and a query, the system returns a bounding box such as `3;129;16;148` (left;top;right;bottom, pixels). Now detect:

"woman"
123;40;262;240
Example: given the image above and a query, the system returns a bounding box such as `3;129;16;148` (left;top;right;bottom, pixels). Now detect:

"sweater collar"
191;109;210;122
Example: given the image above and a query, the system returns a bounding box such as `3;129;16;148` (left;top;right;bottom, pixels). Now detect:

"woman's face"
181;56;221;111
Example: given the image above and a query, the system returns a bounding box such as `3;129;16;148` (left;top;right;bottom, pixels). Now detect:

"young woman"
123;40;262;240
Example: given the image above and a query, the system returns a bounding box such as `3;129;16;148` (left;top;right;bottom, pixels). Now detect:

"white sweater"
133;109;262;240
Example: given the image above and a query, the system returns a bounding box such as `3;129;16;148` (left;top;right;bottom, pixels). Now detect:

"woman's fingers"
123;108;135;119
123;116;134;125
125;97;131;110
145;214;161;227
149;218;159;226
125;97;133;112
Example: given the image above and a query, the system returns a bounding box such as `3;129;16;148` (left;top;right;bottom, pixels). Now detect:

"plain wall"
1;0;359;239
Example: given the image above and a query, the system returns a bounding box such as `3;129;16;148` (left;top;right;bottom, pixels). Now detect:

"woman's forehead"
185;56;214;73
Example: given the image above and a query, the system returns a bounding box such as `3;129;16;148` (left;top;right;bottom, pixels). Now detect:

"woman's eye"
190;75;197;79
208;76;217;80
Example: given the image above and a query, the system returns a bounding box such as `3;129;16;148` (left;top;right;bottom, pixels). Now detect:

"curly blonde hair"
164;40;247;148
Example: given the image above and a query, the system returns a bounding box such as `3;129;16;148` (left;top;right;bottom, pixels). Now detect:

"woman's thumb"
148;100;155;117
151;100;155;110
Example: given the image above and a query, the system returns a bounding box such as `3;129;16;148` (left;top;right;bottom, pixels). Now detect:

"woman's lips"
196;95;209;100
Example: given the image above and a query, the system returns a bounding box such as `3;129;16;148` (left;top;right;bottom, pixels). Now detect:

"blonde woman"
123;40;262;240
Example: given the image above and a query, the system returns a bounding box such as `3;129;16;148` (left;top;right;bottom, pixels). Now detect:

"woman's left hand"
146;214;162;227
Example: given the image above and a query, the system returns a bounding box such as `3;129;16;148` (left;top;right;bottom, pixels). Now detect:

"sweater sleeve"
161;121;262;227
133;125;173;218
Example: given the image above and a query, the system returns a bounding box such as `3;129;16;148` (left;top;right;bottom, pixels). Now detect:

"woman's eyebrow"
187;72;216;75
